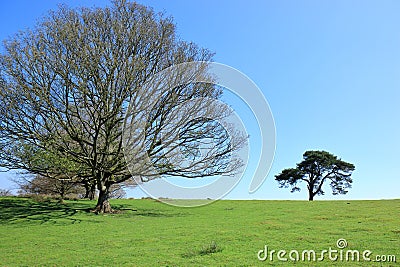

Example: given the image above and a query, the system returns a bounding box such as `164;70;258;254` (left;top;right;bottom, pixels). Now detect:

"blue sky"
0;0;399;200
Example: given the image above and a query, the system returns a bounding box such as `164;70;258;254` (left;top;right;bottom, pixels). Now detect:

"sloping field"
0;197;398;266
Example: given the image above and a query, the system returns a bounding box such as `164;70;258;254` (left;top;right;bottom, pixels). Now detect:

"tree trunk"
84;182;97;200
88;184;96;200
308;190;314;201
84;183;90;199
93;186;113;214
59;183;65;203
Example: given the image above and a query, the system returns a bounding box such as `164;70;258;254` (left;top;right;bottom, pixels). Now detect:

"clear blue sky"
0;0;399;200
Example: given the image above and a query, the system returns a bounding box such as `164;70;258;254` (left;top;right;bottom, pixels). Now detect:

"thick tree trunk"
93;186;113;213
308;192;314;201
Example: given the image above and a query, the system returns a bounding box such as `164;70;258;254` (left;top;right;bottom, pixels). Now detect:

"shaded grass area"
0;197;90;225
0;197;399;266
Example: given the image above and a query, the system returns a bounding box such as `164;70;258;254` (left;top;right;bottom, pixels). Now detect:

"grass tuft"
182;241;223;257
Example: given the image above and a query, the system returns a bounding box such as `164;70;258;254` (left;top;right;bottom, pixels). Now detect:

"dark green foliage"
275;150;355;200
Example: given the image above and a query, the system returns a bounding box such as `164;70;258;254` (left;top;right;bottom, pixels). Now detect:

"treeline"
13;175;129;201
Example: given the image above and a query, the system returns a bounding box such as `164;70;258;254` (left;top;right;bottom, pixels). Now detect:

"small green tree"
275;150;355;201
16;175;84;201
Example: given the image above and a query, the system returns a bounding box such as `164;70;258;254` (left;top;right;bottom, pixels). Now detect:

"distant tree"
82;180;97;200
275;150;355;201
0;188;13;197
6;143;93;199
16;175;84;201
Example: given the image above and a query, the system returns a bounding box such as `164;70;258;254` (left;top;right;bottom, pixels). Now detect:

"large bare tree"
0;1;246;212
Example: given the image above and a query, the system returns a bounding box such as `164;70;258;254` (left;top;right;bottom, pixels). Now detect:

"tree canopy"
0;0;246;212
275;150;355;201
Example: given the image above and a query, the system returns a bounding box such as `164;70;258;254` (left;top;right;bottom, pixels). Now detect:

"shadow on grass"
111;203;187;218
0;197;92;225
0;198;187;225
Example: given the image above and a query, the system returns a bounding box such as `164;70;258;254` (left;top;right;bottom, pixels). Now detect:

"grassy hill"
0;197;398;266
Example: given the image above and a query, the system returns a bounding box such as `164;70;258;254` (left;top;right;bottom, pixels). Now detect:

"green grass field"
0;197;398;266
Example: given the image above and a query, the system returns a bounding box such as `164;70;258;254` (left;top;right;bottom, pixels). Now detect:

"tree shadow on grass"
111;203;188;218
0;197;92;225
0;198;188;225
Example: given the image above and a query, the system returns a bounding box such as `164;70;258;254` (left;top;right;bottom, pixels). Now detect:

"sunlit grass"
0;197;398;266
